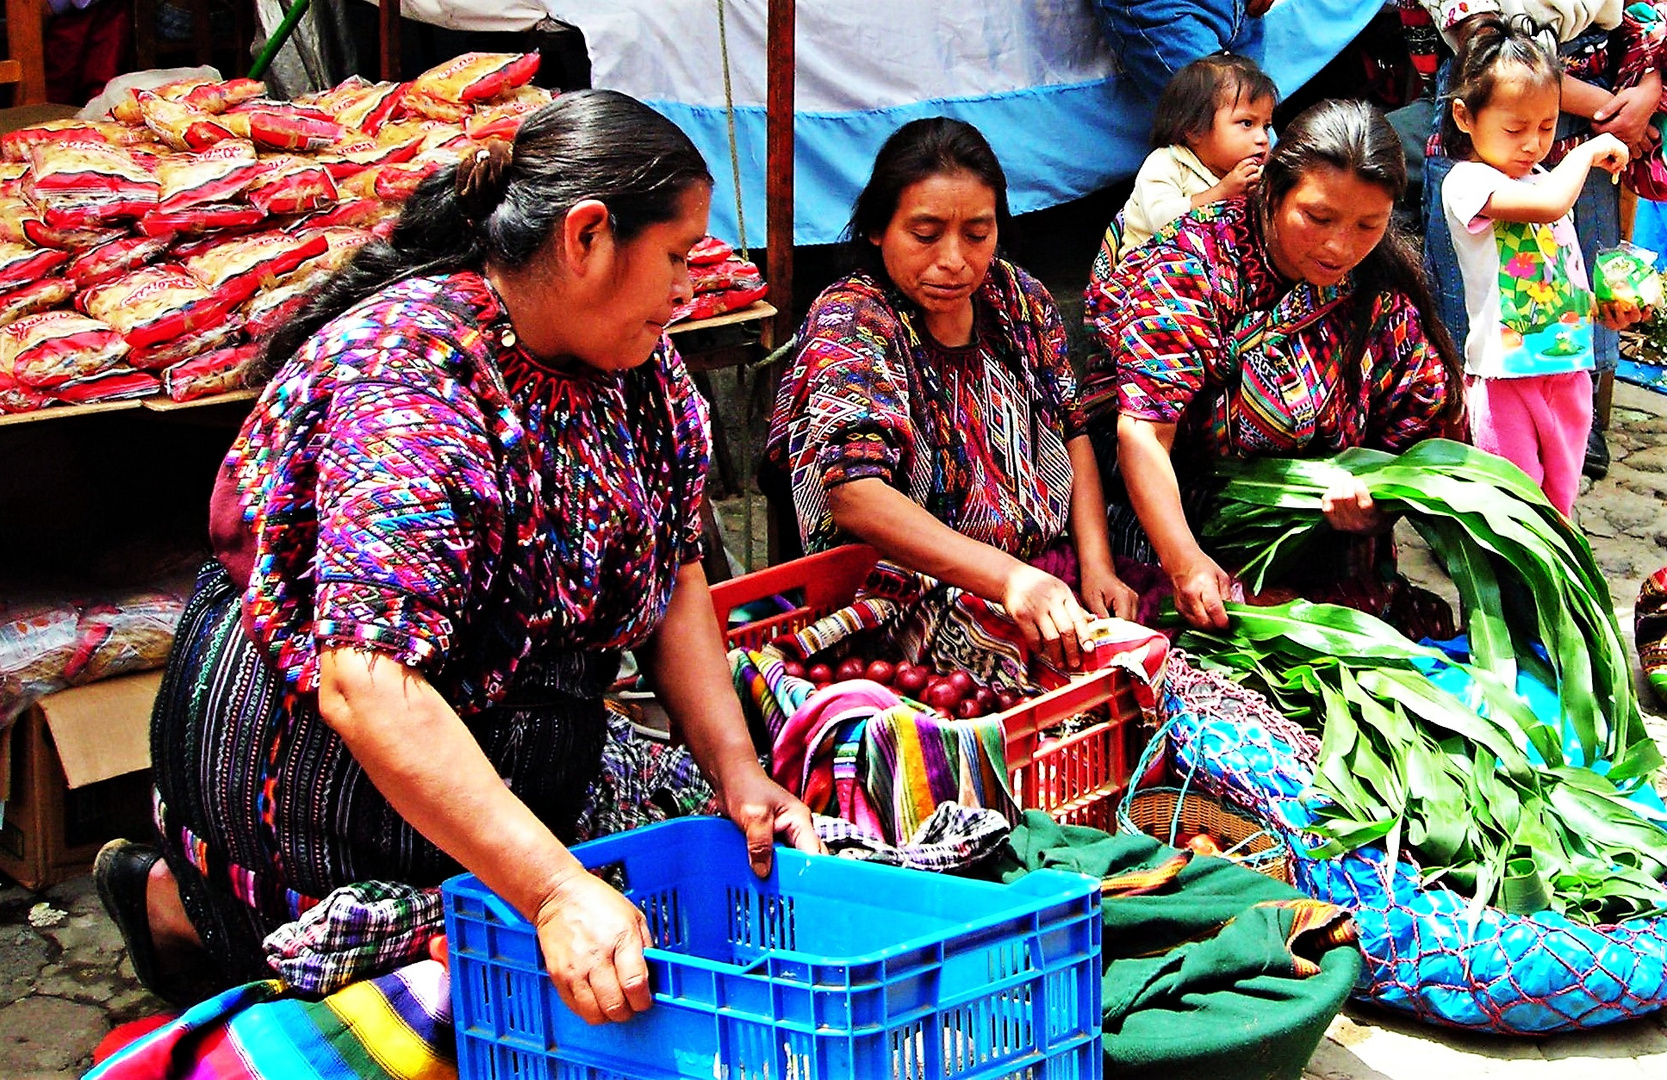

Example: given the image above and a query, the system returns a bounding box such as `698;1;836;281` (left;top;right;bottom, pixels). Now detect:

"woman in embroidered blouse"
94;91;817;1018
1081;100;1466;632
766;118;1138;671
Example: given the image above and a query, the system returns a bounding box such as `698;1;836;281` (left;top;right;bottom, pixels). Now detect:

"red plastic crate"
711;545;1143;831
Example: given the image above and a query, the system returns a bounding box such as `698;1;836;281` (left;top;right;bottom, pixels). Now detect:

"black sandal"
94;839;214;1008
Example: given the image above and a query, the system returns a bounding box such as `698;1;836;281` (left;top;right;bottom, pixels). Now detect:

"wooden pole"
765;0;795;350
4;0;46;105
380;0;403;81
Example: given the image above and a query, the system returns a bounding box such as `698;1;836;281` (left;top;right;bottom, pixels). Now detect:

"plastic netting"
1161;652;1667;1034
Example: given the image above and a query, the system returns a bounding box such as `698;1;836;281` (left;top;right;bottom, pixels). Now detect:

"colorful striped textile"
733;649;1018;845
85;960;455;1080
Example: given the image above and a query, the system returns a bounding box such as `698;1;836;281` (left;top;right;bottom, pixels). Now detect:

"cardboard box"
0;670;161;890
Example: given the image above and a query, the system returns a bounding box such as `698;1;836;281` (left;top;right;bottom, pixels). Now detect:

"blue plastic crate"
443;816;1103;1080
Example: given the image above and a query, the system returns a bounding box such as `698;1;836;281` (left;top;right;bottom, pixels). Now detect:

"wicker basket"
1119;786;1292;883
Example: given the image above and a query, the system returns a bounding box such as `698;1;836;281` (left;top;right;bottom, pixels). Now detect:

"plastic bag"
162;340;257;402
52;369;161;404
688;236;734;266
0;242;71;288
224;103;345;153
0;278;76;328
24;140;159;228
410;52;540;105
126;317;243;371
245;156;337;215
0;368;46;413
138;203;265;237
287;197;396;232
0;602;79;727
1;119;156;162
372;160;443;203
156;138;266;212
14;215;126;252
182;229;329;307
137;90;234;151
0;310;129;388
79;263;236;349
67;234;173;290
324;80;408;136
1592;242;1663;319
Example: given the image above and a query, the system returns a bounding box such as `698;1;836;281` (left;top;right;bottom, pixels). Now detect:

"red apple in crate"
953;698;981;719
895;665;929;695
995;689;1022;711
781;660;806;679
808;663;833;685
864;660;895;686
973;687;998;714
836;657;868;682
946;670;977;700
923;680;962;711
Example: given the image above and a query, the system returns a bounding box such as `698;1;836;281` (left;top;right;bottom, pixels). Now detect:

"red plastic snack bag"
329;81;409;136
400;89;471;124
0;242;71;288
1;119;153;162
163;340;257;401
0;368;46;413
0;278;76;328
296;75;369;111
372;161;441;203
182;229;329;307
68;234;174;290
314;135;423;180
691;256;764;295
0;162;26;197
287;197;397;232
374;118;455;150
127;317;243;371
139;203;266;237
243;276;316;339
137;91;234;151
410;52;540;105
156;139;266;213
0;310;129;388
245;156;338;215
18;217;126;252
79;263;236;349
225;104;345;153
53;370;162;403
669;281;770;326
25;140;159;228
688;236;734;266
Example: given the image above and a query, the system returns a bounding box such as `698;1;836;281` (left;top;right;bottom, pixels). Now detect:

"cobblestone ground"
5;385;1667;1078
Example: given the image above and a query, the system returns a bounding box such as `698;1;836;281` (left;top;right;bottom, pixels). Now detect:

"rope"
716;0;749;260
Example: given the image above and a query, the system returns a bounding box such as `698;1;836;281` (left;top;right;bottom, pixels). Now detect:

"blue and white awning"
545;0;1387;246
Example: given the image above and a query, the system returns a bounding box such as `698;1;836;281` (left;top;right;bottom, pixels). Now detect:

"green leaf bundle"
1182;440;1667;925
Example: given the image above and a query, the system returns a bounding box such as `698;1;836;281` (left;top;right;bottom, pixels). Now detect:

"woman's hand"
1319;476;1389;534
1593;83;1662;158
718;765;823;878
1168;551;1234;630
534;867;654;1025
1004;563;1093;669
1080;558;1139;622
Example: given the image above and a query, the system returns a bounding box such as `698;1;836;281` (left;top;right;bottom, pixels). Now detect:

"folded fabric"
989;810;1361;1080
263;880;442;997
815;800;1011;872
84;960;454;1080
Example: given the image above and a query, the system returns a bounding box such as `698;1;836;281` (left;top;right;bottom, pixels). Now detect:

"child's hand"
1220;157;1263;198
1597;298;1652;330
1585;133;1631;176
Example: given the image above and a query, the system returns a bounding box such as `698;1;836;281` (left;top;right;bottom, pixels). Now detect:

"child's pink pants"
1467;370;1592;519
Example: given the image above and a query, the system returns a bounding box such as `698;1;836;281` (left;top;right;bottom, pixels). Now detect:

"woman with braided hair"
94;89;819;1017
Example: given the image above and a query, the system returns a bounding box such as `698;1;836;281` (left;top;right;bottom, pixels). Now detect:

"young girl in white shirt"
1116;54;1277;262
1440;14;1634;517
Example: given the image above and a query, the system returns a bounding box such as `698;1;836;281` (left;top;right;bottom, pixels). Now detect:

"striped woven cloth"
85;960;454;1079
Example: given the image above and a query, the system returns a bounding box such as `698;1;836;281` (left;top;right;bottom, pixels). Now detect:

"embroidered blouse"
1081;199;1459;474
766;260;1085;559
215;271;710;715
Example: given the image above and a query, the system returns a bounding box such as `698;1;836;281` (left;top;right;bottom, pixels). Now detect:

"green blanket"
990;811;1362;1080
